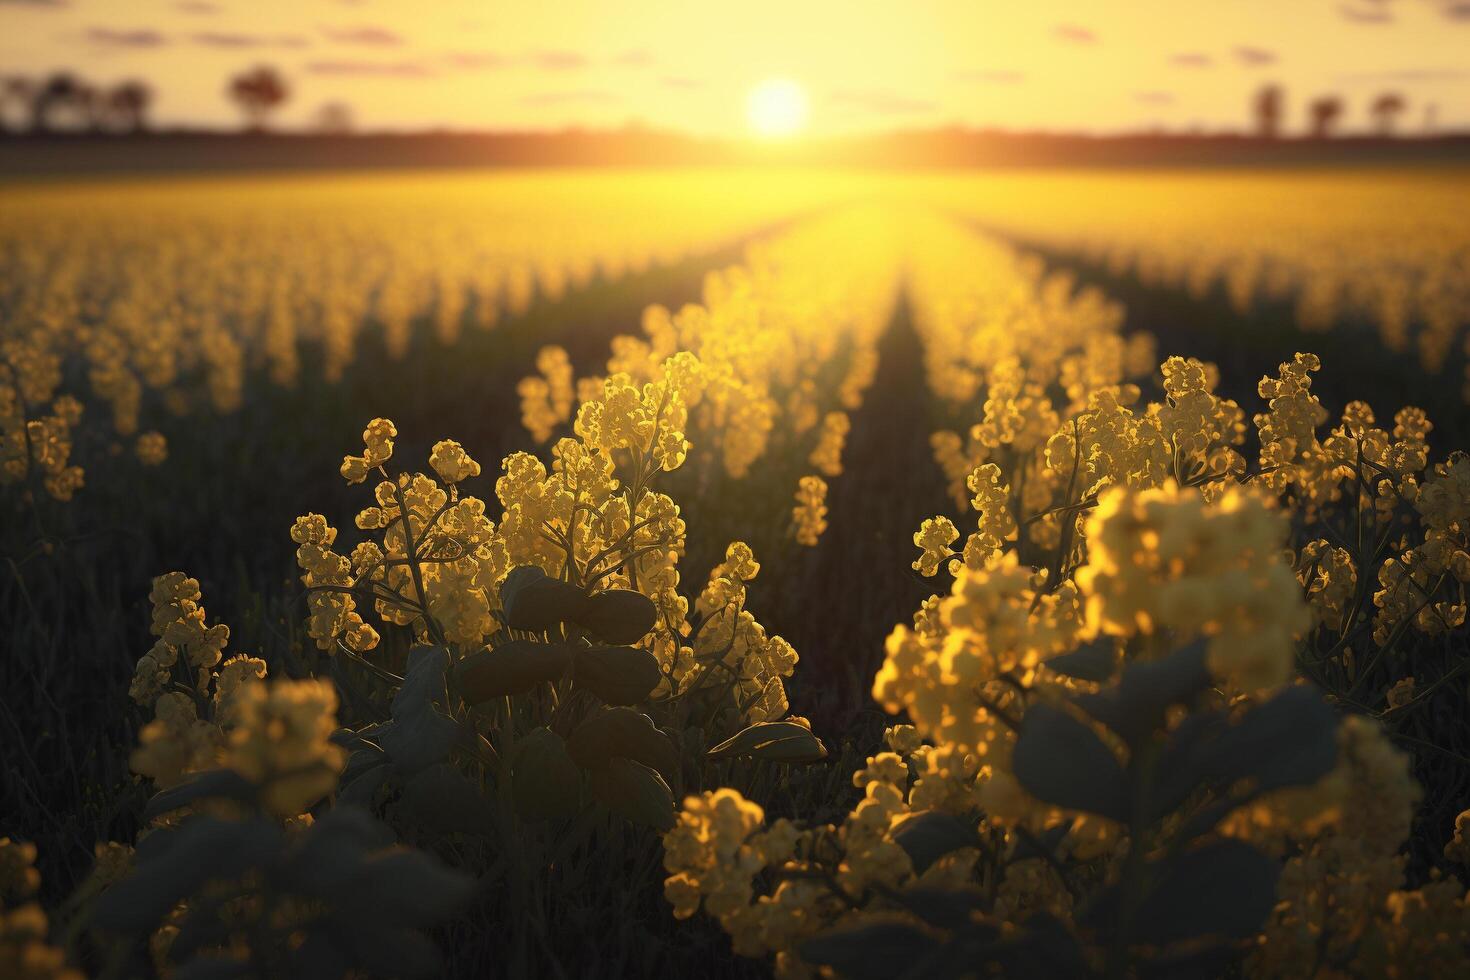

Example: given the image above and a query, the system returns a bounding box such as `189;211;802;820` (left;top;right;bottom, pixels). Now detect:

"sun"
746;78;810;139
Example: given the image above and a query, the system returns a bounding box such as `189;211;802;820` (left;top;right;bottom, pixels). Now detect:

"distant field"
4;164;1469;978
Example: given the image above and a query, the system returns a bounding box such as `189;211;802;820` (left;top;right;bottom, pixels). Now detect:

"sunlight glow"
746;79;810;139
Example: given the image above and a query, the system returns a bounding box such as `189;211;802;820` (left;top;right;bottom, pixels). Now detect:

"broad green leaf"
577;588;658;644
707;720;828;763
571;645;662;706
512;727;583;822
500;565;589;632
588;757;675;831
454;639;571;703
1013;703;1129;822
566;707;680;784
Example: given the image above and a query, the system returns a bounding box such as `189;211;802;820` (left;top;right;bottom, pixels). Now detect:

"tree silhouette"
108;80;153;133
228;66;289;131
0;76;34;133
1370;92;1406;137
315;101;355;134
1253;84;1283;139
31;71;83;133
1308;96;1343;139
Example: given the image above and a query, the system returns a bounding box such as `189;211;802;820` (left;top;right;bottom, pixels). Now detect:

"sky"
2;0;1468;135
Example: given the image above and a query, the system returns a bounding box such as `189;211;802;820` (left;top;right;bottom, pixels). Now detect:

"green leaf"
379;646;460;775
1013;703;1129;822
1197;685;1339;793
577;588;658;644
1044;638;1118;682
500;565;589;632
453;639;571;703
1076;640;1212;744
571;645;662;706
1132;840;1280;945
336;849;478;929
799;917;938;980
93;817;283;933
396;763;493;836
512;727;583;822
707;720;828;763
588;757;676;831
566;707;680;784
891;810;980;875
143;769;257;821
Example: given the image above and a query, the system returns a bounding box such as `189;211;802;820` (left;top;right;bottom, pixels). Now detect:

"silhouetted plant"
228;65;290;132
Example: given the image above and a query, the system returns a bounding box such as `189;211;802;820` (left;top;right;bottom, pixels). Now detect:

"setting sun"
746;78;810;139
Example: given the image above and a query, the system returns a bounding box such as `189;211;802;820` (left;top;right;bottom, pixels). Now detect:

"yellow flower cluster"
560;207;901;480
128;573;343;818
1;170;876;506
0;839;80;980
918;168;1470;388
791;476;829;547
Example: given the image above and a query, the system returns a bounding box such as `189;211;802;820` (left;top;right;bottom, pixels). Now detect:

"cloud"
953;69;1026;84
84;27;168;48
0;0;70;7
1053;23;1098;44
612;49;654;68
1233;46;1278;66
1438;1;1470;19
321;25;404;46
1134;90;1176;106
828;89;937;114
1337;67;1470;81
520;89;618;106
173;1;219;13
306;59;431;78
659;76;701;90
1170;52;1214;67
1337;2;1394;23
192;32;310;49
444;50;508;70
530;50;588;70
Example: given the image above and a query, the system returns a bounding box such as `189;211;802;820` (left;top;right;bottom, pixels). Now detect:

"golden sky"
3;0;1468;134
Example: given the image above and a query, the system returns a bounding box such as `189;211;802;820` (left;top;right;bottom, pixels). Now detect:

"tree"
30;71;82;133
0;77;32;132
1308;96;1343;139
314;101;354;135
228;66;289;131
1370;91;1406;137
1253;84;1283;139
108;80;153;133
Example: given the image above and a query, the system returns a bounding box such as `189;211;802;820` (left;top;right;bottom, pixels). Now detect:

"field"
4;165;1470;978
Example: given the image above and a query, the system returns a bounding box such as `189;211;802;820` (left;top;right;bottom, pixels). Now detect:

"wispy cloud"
530;50;588;71
192;32;310;49
1053;23;1098;44
320;25;404;46
954;69;1026;84
173;1;219;13
1233;46;1278;66
1134;90;1176;105
1337;2;1394;23
1438;1;1470;20
306;59;431;78
1170;52;1214;67
828;89;937;114
444;50;508;70
1337;67;1470;81
612;49;654;68
659;76;701;90
0;0;71;7
520;89;618;106
84;27;169;48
